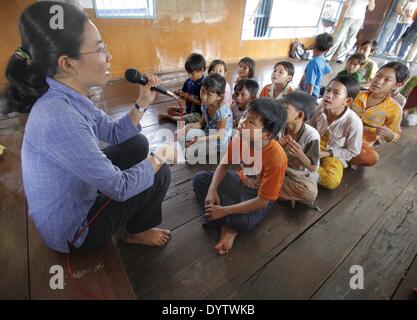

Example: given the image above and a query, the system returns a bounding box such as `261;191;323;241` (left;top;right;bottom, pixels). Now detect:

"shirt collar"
46;77;97;118
319;105;350;125
191;75;204;85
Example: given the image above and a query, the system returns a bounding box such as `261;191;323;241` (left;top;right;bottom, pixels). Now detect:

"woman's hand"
136;73;160;108
154;143;181;165
376;126;395;142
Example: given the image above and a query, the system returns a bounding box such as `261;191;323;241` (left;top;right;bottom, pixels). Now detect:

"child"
400;75;417;126
299;33;334;97
158;53;206;123
192;98;288;255
235;57;256;84
357;40;378;86
260;61;295;99
231;78;259;127
350;62;410;167
208;59;233;106
337;53;366;84
182;73;233;163
310;76;363;190
277;92;320;207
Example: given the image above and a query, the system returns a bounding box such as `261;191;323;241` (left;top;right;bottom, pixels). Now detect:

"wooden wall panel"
0;0;314;88
0;0;34;91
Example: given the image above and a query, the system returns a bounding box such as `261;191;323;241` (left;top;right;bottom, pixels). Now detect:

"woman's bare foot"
121;228;171;247
214;226;238;255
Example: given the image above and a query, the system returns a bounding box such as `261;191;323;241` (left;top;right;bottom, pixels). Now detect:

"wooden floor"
1;58;417;300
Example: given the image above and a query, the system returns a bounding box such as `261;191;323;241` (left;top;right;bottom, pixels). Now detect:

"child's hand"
286;140;304;159
176;124;190;138
204;204;227;221
279;135;292;148
320;150;332;159
177;91;191;101
185;136;198;148
205;189;221;207
376;126;395;141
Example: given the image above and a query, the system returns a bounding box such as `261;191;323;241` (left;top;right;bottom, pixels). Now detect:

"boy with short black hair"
337;53;366;83
158;53;206;123
299;33;334;97
231;78;259;127
277;92;320;207
193;98;288;255
357;40;378;85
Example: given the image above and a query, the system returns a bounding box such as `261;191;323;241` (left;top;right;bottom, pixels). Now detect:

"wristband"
134;103;147;113
150;152;165;165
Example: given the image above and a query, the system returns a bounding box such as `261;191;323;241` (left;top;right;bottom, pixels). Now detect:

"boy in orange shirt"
193;98;288;255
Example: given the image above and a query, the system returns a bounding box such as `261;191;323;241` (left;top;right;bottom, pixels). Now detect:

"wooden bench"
0;128;135;300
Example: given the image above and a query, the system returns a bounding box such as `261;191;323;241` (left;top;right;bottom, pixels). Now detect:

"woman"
6;1;176;253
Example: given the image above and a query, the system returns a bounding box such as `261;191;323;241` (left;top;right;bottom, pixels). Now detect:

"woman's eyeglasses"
80;43;109;56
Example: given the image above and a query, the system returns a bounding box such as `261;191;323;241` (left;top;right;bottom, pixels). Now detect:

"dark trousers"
192;171;272;233
75;134;171;253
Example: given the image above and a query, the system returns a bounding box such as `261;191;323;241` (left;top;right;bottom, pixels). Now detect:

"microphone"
125;68;176;98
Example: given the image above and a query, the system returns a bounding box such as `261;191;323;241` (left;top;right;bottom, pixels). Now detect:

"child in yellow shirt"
350;62;410;167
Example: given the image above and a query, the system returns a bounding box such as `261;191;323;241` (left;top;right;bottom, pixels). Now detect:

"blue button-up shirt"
181;76;204;114
22;78;155;253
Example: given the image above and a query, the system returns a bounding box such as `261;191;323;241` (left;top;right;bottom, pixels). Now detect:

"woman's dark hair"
247;97;287;137
208;59;227;74
202;73;226;95
360;39;377;52
234;78;259;97
238;57;256;78
328;75;361;99
5;1;89;113
273;61;295;78
379;62;410;83
282;91;318;121
185;53;206;73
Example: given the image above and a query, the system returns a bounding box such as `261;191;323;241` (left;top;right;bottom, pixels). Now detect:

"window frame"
92;0;156;20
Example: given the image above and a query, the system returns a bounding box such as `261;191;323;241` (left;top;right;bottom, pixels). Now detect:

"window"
93;0;155;19
241;0;344;40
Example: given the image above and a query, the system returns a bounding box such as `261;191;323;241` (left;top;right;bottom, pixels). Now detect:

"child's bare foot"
413;287;417;295
167;107;181;117
158;113;171;122
350;164;358;170
121;228;171;247
214;226;238;255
